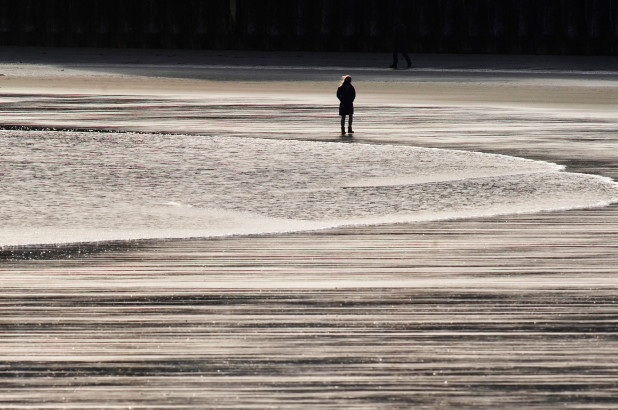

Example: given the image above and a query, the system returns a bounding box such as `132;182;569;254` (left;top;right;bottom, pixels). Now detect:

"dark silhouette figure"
390;21;411;69
337;75;356;135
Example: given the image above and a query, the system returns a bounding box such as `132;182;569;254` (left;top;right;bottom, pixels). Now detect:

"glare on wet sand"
1;50;618;408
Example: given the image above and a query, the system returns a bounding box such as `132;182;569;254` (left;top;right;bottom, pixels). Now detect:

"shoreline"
2;47;618;107
2;48;618;251
2;48;618;408
2;47;617;262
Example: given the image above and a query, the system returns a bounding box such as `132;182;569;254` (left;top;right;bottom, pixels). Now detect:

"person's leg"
390;51;399;68
403;50;411;67
341;115;346;133
348;114;354;133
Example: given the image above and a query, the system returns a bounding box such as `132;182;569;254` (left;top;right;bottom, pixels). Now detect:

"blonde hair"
339;75;352;86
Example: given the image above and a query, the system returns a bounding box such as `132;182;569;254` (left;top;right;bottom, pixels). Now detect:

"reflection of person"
390;21;411;69
337;75;355;135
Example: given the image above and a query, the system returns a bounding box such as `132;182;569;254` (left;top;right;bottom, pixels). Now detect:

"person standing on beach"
337;75;355;135
390;20;412;69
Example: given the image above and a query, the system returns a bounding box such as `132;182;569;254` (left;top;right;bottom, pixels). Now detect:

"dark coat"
393;22;408;48
337;84;355;116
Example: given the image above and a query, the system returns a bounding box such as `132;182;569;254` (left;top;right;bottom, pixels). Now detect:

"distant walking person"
337;75;355;135
390;20;411;69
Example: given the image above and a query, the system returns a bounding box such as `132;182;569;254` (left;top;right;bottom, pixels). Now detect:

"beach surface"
1;47;618;408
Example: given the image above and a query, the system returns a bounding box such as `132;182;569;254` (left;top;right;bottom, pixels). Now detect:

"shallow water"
2;129;617;247
2;74;618;408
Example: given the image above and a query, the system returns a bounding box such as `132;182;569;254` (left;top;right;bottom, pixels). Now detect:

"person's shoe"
348;127;354;134
389;64;397;69
341;126;346;135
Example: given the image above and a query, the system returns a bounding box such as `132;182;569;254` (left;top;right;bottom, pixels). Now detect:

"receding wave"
2;130;618;248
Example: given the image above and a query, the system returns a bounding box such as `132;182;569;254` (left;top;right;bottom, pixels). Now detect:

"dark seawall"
1;0;618;55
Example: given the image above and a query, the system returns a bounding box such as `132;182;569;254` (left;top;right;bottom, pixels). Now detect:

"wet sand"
1;48;618;408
